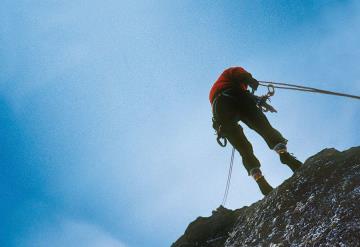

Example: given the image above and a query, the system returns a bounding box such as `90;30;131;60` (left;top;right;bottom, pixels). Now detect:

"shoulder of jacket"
225;66;247;73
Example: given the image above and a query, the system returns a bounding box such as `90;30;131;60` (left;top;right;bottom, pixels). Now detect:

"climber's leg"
240;100;287;149
220;122;273;196
221;122;261;175
249;168;273;196
273;143;303;172
213;90;274;195
237;95;303;172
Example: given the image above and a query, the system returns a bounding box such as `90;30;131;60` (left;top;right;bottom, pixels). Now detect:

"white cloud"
19;218;127;247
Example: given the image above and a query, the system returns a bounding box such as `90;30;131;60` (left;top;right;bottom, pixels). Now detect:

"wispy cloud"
18;218;127;247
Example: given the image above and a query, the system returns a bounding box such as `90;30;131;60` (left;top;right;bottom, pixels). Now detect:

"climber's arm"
231;67;259;92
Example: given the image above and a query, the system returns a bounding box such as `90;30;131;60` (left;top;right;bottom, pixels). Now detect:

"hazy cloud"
19;218;127;247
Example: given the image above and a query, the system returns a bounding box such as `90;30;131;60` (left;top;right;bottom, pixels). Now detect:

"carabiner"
267;84;275;97
217;136;227;147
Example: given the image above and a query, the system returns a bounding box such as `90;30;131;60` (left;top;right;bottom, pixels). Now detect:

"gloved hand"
248;77;259;92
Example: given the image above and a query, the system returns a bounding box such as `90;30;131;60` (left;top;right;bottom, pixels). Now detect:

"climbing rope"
258;80;360;100
221;147;235;206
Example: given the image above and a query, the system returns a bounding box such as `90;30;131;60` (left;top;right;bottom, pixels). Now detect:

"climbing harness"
212;87;277;148
258;80;360;100
221;147;235;206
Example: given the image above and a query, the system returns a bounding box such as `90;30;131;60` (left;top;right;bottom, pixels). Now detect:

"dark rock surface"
172;147;360;247
172;206;242;247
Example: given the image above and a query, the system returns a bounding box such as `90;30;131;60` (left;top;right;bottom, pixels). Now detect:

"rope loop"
266;84;275;97
217;136;227;147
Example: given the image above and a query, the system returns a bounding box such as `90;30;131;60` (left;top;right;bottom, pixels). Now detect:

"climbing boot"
256;176;274;196
280;152;302;172
250;168;273;196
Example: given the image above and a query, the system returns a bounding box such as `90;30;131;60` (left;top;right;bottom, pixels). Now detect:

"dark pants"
212;88;287;174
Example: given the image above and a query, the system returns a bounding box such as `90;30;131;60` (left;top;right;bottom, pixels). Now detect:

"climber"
210;67;303;196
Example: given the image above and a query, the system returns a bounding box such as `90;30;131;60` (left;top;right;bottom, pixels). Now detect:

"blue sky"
1;1;359;246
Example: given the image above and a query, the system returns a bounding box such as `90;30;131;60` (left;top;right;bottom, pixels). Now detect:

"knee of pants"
242;156;261;175
227;135;254;156
236;140;254;156
221;123;255;155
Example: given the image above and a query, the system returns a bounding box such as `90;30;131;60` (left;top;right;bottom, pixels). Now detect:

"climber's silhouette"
210;67;302;195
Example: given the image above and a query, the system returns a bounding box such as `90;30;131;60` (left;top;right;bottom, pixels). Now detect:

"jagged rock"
172;206;242;247
172;147;360;247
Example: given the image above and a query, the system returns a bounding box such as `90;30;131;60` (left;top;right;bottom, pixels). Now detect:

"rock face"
172;147;360;247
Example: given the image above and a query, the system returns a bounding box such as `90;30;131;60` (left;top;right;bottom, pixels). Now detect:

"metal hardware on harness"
255;84;277;113
217;135;227;147
212;96;228;148
213;118;227;147
266;84;275;97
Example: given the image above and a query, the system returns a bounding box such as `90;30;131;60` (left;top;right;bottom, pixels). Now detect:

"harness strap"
212;92;230;148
